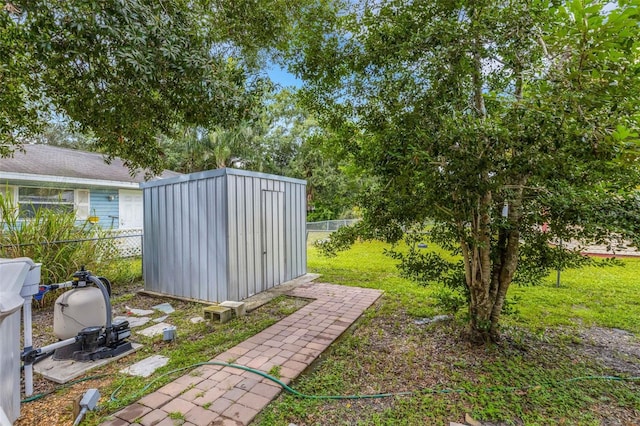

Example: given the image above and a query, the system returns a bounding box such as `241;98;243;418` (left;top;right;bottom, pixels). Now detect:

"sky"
266;63;302;89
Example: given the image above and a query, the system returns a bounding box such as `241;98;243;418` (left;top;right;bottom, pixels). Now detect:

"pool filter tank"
53;286;107;340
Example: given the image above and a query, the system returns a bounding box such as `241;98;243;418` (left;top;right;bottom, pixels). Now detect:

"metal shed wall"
141;168;306;302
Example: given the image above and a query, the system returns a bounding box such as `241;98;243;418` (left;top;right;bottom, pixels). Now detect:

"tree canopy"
0;0;306;173
158;89;362;220
291;0;640;341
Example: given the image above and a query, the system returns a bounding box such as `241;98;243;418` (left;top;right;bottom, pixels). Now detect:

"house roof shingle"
0;144;180;184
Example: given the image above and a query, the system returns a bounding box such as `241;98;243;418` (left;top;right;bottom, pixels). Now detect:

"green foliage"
313;221;363;256
160;88;362;220
259;89;317;176
432;286;467;316
0;3;41;154
1;0;310;173
160;123;266;173
289;0;640;338
0;193;118;287
35;123;96;150
258;90;368;220
100;258;142;288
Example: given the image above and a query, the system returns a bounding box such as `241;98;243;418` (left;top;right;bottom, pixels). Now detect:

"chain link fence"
0;229;143;259
306;219;360;244
0;228;142;286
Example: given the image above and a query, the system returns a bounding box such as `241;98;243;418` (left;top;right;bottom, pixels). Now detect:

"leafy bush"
100;258;142;288
432;287;466;315
0;193;119;286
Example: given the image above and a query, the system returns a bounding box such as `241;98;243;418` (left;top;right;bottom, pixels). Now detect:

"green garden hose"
110;361;640;402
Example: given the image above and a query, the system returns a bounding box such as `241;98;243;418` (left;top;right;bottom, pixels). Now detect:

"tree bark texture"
462;186;523;343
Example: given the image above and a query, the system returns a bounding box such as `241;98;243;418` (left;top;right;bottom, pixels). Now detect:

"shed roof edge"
140;167;306;189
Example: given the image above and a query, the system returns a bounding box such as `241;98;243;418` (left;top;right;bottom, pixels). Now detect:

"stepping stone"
220;301;246;317
114;315;151;328
203;305;232;323
137;322;173;337
120;355;169;377
125;306;154;316
152;302;175;314
190;316;205;324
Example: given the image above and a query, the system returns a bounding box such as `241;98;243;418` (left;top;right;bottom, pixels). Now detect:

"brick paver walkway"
101;282;382;426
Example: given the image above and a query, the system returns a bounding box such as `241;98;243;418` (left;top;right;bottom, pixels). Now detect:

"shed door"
118;189;143;229
261;190;285;291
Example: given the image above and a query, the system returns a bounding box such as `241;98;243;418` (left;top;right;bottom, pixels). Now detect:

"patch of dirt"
576;327;640;377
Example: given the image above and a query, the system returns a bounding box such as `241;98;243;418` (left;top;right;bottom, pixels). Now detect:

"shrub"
0;193;118;286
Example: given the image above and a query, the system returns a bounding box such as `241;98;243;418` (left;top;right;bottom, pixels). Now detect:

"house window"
17;187;90;220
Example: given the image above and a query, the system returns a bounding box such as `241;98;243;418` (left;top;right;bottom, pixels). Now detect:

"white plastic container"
53;287;107;339
0;258;34;424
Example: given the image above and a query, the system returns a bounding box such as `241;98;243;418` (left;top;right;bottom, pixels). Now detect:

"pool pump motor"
22;267;132;365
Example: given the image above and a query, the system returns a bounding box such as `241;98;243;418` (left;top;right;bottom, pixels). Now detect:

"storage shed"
141;168;307;302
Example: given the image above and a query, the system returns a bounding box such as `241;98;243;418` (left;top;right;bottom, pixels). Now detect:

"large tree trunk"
462;187;523;343
461;191;494;343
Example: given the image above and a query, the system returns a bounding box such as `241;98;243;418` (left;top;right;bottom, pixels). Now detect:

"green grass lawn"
257;241;640;425
305;240;441;318
508;260;640;334
307;239;640;333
